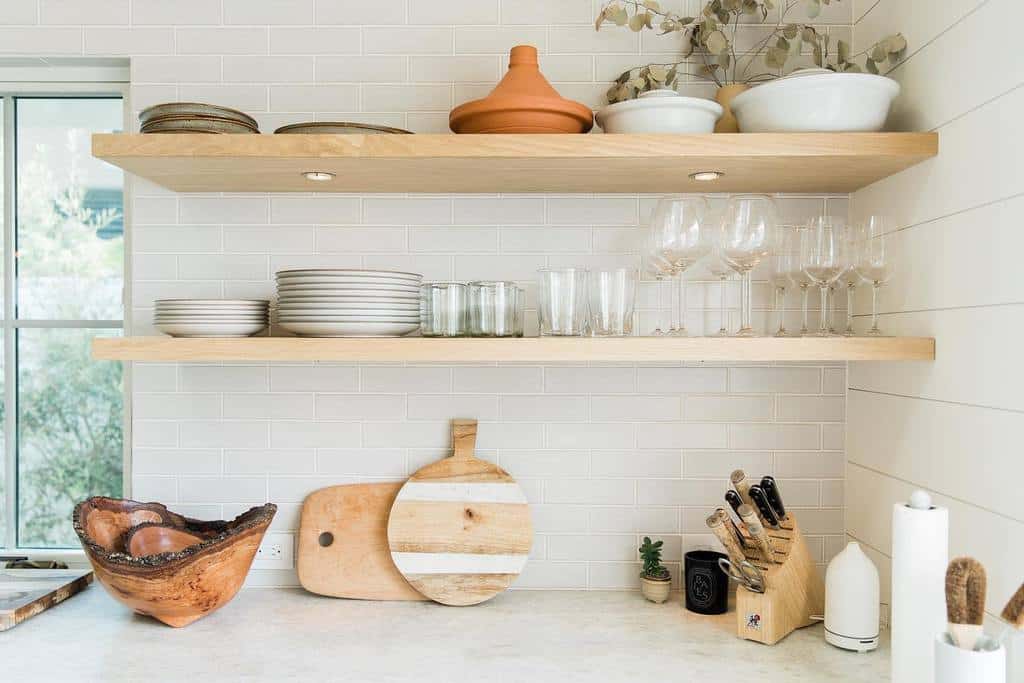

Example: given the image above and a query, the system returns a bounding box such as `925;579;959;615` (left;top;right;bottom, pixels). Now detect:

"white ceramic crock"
729;71;900;133
934;633;1005;683
595;89;723;134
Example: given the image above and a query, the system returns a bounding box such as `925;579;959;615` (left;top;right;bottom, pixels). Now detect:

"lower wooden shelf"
92;336;935;362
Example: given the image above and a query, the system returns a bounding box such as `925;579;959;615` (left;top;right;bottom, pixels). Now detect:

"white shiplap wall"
3;0;852;589
850;0;1024;673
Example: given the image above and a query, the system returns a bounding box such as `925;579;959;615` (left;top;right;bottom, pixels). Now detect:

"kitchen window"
0;89;127;551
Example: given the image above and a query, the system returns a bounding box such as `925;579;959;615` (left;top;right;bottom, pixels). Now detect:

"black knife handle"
760;476;787;519
749;485;780;528
724;490;744;517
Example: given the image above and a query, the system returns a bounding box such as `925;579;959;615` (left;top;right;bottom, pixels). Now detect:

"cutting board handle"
451;419;478;460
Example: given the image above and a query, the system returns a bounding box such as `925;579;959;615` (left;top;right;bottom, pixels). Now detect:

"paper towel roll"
891;493;948;683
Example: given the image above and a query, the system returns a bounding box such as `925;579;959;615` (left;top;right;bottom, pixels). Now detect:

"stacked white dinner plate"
275;269;422;337
154;299;269;337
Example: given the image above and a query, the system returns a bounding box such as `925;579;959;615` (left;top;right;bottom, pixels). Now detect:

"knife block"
734;516;824;645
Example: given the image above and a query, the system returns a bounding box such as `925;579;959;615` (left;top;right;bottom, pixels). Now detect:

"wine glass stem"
740;271;753;333
678;273;687;335
818;286;829;335
845;285;855;334
718;275;728;335
870;283;881;333
775;286;785;335
800;285;809;334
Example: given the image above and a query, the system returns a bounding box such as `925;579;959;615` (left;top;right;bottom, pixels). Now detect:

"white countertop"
5;585;888;682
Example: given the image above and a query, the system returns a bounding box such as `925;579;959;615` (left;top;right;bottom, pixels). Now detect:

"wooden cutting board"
297;483;425;601
387;419;532;606
0;568;93;631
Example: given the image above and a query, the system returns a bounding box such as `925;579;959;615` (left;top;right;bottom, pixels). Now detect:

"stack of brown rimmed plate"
274;121;413;135
153;299;269;337
140;102;260;134
275;269;421;337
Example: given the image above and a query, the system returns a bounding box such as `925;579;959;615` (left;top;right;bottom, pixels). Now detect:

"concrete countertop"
5;585;888;681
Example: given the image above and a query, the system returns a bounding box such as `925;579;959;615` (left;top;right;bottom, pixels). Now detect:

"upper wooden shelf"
92;132;937;194
93;336;935;363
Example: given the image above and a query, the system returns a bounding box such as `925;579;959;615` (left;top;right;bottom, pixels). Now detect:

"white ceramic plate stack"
153;299;269;337
275;269;422;337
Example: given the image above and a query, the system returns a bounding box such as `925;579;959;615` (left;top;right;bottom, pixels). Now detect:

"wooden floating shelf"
92;132;937;194
93;336;935;363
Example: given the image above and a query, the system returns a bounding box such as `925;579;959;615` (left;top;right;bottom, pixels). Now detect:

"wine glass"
720;194;778;337
769;227;797;337
705;247;733;337
649;195;711;337
785;226;813;336
801;216;848;337
642;235;675;335
853;215;892;336
836;235;859;336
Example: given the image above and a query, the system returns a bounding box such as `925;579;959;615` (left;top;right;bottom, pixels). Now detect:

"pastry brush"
996;582;1024;647
945;557;987;651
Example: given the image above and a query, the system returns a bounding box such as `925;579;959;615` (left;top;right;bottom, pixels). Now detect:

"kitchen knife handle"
760;476;787;520
738;504;777;564
749;485;780;529
706;512;746;568
714;507;747;550
730;469;753;507
724;489;744;517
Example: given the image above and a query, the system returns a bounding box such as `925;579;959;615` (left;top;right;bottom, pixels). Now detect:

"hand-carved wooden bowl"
73;497;276;627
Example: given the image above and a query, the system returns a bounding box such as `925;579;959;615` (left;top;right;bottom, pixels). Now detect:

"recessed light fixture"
689;171;724;182
302;171;335;182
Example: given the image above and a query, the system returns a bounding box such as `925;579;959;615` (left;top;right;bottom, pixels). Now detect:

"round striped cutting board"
387;419;533;606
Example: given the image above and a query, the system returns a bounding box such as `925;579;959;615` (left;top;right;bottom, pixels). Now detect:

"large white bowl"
595;89;723;134
278;320;420;337
730;71;900;133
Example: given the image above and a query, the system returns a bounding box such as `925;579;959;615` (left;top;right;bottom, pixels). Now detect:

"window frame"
0;80;131;561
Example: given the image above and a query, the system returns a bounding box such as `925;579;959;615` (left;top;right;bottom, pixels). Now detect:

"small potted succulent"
639;536;672;603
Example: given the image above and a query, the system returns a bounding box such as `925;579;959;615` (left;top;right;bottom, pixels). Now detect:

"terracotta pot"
640;575;672;604
714;84;751;133
74;497;276;627
449;45;593;134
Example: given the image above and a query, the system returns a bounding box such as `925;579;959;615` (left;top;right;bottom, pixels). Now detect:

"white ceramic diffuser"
825;541;880;652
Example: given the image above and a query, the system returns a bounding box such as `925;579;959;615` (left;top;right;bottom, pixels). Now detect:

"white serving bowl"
595;89;723;134
730;71;900;133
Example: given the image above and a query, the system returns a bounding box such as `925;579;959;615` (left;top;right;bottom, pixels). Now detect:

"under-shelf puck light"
689;171;724;181
302;171;335;182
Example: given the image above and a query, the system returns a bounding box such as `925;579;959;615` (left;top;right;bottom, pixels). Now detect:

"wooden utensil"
387;419;533;606
0;569;93;631
297;483;425;601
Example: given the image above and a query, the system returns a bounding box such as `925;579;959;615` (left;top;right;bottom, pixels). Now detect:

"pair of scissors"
717;557;766;593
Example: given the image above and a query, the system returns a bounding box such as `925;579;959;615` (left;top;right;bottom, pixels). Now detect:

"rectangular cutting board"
0;568;93;630
297;483;425;601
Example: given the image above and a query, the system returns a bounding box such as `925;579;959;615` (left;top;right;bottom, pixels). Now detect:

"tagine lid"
449;45;594;133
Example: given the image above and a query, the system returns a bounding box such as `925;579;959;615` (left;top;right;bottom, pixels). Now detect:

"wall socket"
254;533;294;570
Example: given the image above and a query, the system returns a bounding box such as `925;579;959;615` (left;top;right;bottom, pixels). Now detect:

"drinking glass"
468;281;524;337
785;226;813;336
769;228;797;337
705;252;733;337
588;268;637;336
853;215;892;336
720;194;778;337
801;216;848;337
649;195;711;337
420;282;468;337
836;265;859;336
537;267;588;336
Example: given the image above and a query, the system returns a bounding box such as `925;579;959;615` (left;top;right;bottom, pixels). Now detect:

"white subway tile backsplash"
223;0;313;25
0;2;38;24
112;8;851;588
41;0;127;24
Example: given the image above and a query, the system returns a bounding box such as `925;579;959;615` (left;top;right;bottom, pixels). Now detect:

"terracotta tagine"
449;45;593;134
714;83;751;133
74;497;276;627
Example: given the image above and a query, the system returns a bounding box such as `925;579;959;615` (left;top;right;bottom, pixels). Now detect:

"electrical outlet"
254;533;294;570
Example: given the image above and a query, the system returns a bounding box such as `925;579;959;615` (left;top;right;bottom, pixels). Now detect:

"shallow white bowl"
278;284;420;294
595;89;723;134
276;277;422;287
278;320;420;337
730;72;900;132
278;304;419;314
155;321;267;337
276;268;421;280
155;299;268;306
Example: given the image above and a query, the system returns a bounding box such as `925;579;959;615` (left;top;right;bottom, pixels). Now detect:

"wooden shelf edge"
92;336;935;363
